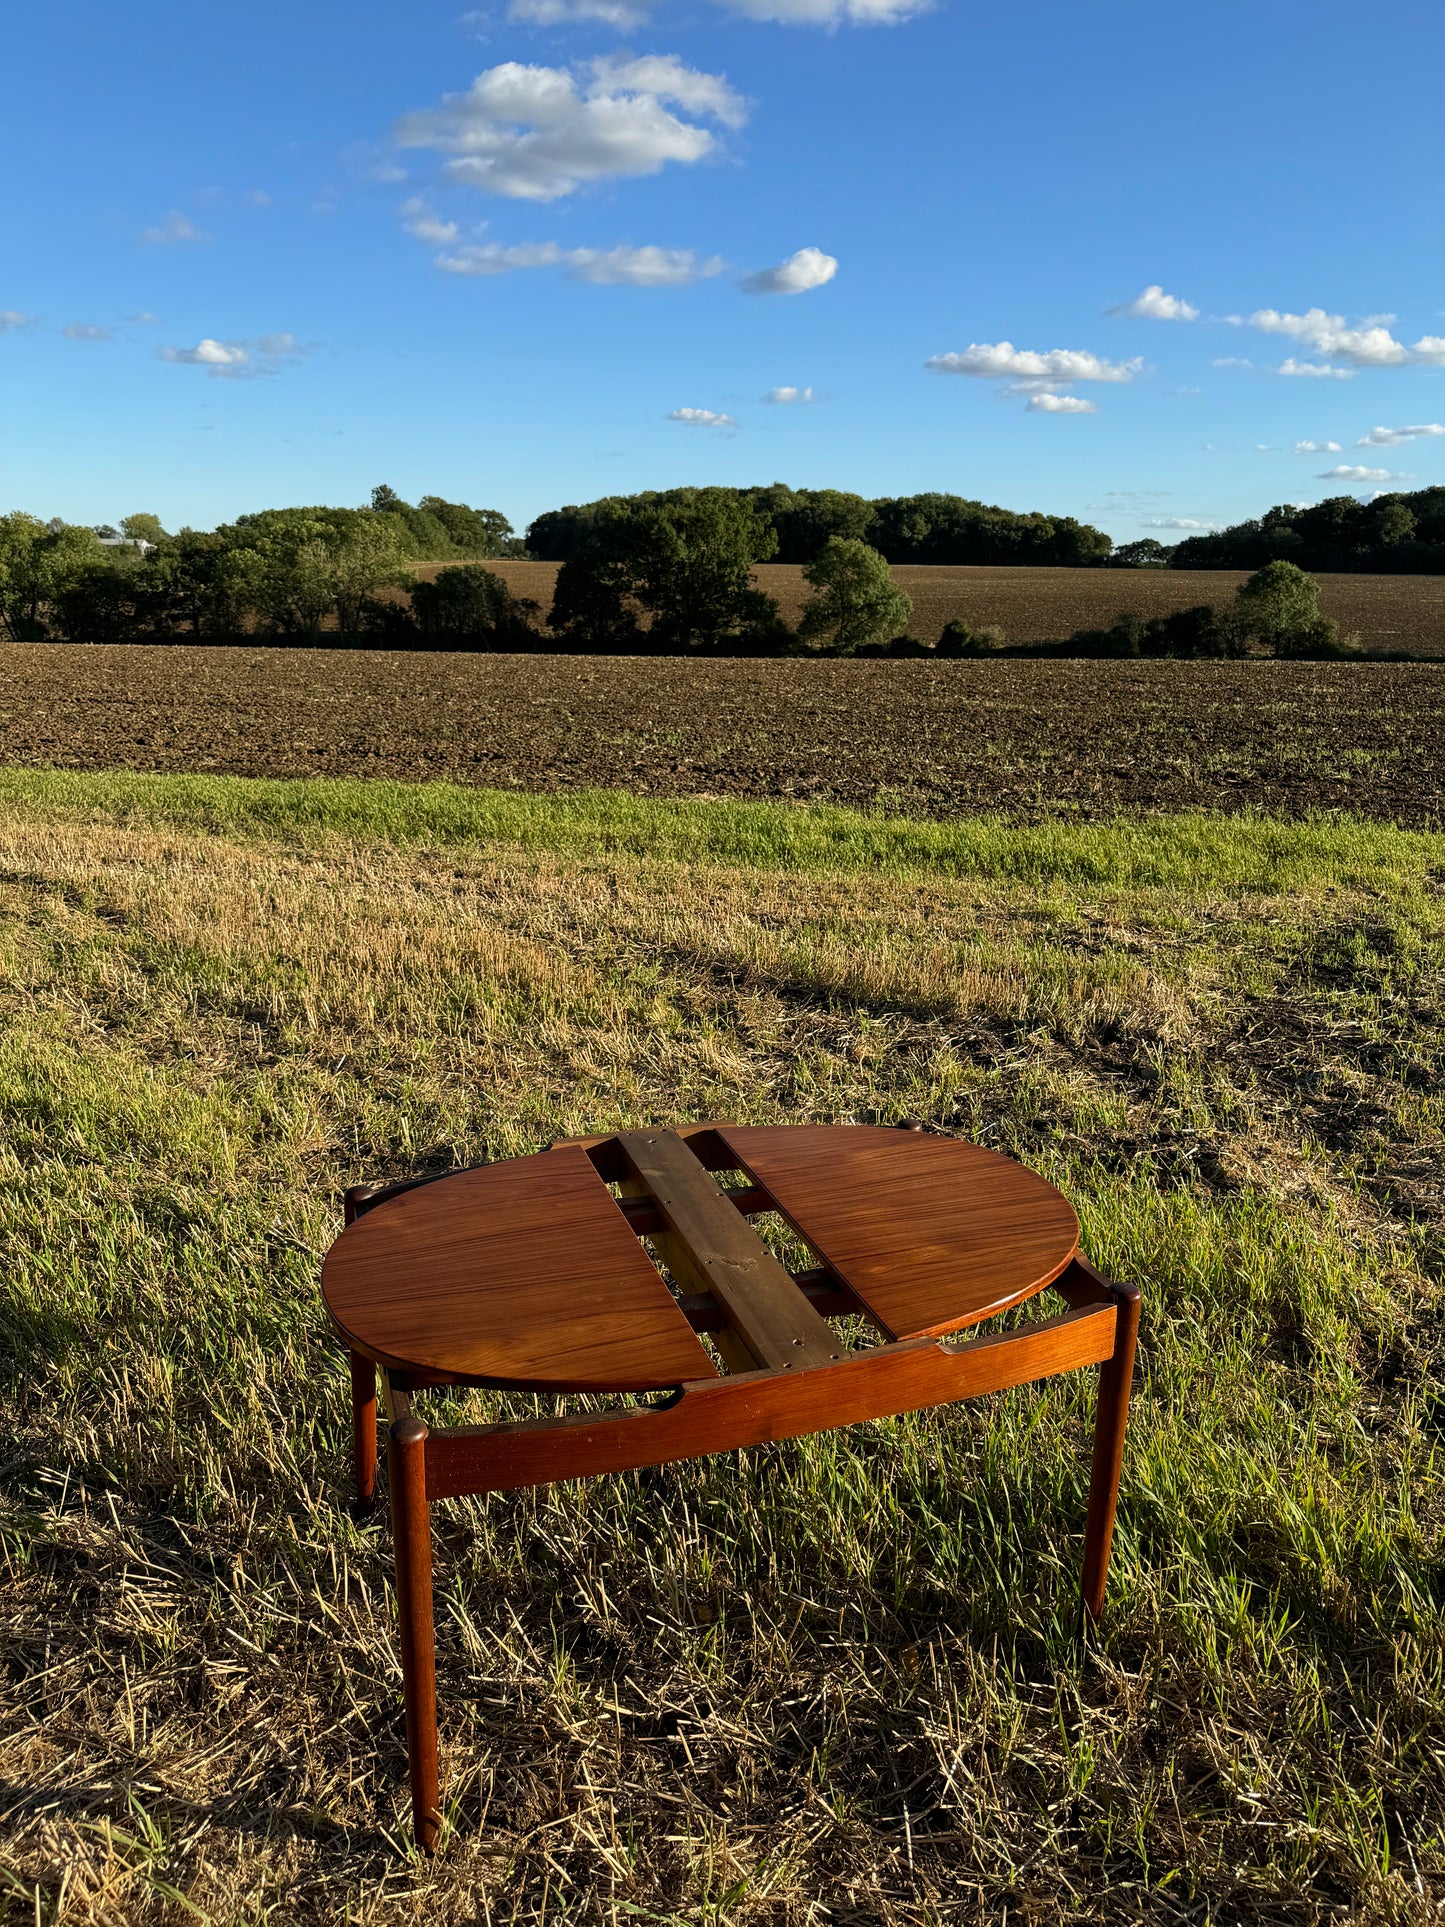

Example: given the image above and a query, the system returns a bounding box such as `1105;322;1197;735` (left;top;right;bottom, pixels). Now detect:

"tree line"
528;484;1113;568
1116;487;1445;574
0;489;521;645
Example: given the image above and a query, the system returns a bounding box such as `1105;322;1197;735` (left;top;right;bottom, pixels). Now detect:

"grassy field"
2;649;1442;828
408;562;1445;658
1;769;1442;1924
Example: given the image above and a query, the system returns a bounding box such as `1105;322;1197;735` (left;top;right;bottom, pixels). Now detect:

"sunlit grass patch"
0;769;1441;1922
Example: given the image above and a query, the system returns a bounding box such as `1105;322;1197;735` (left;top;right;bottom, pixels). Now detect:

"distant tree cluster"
1149;489;1445;573
527;485;1113;569
0;488;521;645
1062;563;1358;659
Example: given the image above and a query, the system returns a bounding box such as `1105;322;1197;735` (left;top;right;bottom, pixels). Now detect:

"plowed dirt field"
410;561;1445;656
2;645;1440;824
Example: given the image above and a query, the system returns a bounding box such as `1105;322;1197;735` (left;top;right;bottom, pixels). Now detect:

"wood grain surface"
322;1146;711;1391
714;1125;1079;1338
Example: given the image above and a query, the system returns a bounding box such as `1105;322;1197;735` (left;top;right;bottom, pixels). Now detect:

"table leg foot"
390;1413;442;1852
1080;1279;1142;1627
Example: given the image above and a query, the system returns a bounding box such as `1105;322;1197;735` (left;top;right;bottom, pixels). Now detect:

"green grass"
0;769;1441;1924
1;764;1440;891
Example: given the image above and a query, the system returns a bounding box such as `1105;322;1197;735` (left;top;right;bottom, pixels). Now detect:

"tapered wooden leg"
1080;1280;1142;1625
389;1413;442;1851
351;1352;378;1507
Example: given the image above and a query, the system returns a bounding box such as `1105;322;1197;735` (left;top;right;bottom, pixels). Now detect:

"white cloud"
588;54;746;126
396;56;744;200
762;384;818;403
1;310;31;332
1358;422;1445;447
1107;284;1198;322
1027;393;1097;414
506;0;649;23
1249;307;1408;367
1247;307;1445;371
126;310;159;325
1294;440;1341;454
668;406;737;427
571;243;724;284
724;0;929;22
1277;359;1354;380
1212;356;1253;369
741;246;837;295
138;211;205;245
435;241;723;283
1143;517;1220;531
926;342;1142;395
64;322;112;341
401;197;460;243
1316;464;1406;483
159;332;305;379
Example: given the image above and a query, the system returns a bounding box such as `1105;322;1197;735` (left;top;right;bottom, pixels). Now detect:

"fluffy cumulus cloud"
926;341;1141;408
1143;517;1220;531
1277;359;1353;379
724;0;929;23
1107;285;1198;322
1317;464;1403;483
1248;308;1445;371
761;384;818;403
159;332;305;379
1358;422;1445;447
927;342;1142;385
435;240;723;284
138;212;205;246
668;406;737;427
741;246;837;295
1294;439;1341;454
396;56;744;200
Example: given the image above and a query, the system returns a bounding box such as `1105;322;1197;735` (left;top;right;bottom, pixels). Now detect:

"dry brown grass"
1;777;1443;1923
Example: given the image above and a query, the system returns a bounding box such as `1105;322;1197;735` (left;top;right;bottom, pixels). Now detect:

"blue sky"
3;0;1443;545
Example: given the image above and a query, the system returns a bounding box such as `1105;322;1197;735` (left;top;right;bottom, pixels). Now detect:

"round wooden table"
322;1122;1141;1852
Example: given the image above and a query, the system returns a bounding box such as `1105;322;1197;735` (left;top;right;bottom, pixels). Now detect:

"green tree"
370;484;407;514
550;492;782;654
411;564;539;645
1111;538;1170;569
1234;561;1337;654
798;538;913;655
120;512;168;546
416;497;516;558
0;514;103;640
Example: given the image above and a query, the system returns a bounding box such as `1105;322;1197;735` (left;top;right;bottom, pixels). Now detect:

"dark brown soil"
2;645;1442;824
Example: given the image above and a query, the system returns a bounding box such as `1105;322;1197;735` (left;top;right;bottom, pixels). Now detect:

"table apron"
420;1300;1118;1501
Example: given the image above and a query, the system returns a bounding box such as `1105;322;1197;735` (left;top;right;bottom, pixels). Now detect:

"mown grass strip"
1;764;1441;892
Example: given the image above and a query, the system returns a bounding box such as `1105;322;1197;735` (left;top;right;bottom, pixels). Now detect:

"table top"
321;1123;1080;1393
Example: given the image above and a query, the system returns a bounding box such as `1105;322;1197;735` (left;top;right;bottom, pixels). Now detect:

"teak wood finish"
324;1122;1142;1853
